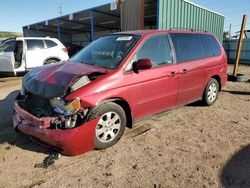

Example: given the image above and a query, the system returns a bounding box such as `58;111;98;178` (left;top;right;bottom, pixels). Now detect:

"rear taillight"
62;48;68;53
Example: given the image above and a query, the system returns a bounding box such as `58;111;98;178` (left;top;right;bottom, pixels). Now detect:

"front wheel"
202;78;219;106
87;102;127;149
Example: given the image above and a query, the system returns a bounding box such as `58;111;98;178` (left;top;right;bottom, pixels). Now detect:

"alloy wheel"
95;111;121;143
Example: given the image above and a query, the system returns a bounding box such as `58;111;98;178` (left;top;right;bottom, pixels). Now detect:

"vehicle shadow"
222;90;250;96
0;90;49;154
220;144;250;187
186;100;205;107
0;72;26;78
0;72;15;78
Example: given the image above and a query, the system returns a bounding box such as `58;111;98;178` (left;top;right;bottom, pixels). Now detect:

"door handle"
167;71;176;78
181;69;187;75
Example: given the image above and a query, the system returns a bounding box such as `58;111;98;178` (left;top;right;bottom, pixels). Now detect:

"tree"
0;32;22;38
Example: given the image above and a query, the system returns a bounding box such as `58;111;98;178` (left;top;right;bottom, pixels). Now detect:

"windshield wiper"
79;60;113;70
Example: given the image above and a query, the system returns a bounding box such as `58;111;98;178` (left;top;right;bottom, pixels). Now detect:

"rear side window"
170;33;206;63
44;40;57;48
201;35;221;57
26;40;45;50
0;39;16;52
135;35;172;67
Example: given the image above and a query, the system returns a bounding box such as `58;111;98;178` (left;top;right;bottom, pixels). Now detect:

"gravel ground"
0;65;249;188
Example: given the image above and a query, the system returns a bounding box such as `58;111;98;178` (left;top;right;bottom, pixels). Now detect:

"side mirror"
133;58;153;73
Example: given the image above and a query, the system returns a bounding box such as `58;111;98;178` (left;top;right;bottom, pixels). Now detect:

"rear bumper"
13;101;99;156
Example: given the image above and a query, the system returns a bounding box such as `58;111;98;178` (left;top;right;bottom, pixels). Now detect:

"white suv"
0;37;69;75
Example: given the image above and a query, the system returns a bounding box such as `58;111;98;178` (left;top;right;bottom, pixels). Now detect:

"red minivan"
13;30;227;155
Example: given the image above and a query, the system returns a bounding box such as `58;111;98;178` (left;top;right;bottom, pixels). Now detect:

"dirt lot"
0;65;249;188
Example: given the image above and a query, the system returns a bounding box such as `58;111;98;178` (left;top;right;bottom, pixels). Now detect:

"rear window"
0;39;16;52
44;40;57;48
26;40;45;50
170;33;206;63
201;35;221;57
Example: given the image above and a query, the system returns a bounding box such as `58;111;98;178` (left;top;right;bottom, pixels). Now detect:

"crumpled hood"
23;61;109;98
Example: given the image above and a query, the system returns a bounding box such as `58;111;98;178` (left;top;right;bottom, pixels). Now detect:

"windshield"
70;35;140;69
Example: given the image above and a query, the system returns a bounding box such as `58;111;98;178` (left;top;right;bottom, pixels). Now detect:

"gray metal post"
57;19;61;40
90;10;95;41
157;0;160;29
36;24;39;37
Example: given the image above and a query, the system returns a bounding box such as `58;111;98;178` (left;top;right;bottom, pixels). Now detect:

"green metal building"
158;0;225;42
23;0;225;45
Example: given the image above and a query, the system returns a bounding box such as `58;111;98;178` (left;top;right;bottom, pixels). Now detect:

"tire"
87;102;127;149
202;78;219;106
44;59;59;65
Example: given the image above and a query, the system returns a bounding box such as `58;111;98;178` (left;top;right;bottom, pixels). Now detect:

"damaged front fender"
13;101;100;156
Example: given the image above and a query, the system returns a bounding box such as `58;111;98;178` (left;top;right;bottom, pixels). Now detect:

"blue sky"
0;0;110;32
192;0;250;33
0;0;249;33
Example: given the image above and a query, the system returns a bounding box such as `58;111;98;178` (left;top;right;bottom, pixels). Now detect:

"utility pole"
59;0;62;16
233;14;247;77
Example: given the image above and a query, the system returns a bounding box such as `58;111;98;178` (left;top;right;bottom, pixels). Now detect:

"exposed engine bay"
17;93;88;130
18;71;106;130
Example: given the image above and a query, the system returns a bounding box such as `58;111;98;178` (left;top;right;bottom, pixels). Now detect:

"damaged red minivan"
13;30;227;156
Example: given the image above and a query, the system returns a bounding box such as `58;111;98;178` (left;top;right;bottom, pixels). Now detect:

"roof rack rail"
170;27;208;32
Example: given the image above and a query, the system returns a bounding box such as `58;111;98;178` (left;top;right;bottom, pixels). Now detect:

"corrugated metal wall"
223;39;250;65
121;0;144;31
158;0;225;42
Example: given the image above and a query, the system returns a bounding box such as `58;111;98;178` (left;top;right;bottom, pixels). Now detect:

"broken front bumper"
13;101;99;156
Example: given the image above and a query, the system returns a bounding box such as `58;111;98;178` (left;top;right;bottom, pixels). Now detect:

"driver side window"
135;35;172;67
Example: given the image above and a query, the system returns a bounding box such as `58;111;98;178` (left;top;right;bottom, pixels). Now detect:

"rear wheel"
87;102;127;149
44;59;60;65
202;78;219;106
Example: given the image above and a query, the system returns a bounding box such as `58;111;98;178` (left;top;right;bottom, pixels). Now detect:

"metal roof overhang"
23;3;121;36
23;0;157;38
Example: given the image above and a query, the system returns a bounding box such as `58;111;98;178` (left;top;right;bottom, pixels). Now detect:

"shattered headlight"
50;97;81;116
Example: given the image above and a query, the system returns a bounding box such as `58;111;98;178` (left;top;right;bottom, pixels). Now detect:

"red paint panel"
176;59;207;105
34;62;109;86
